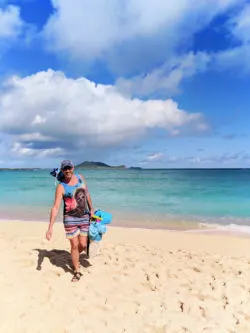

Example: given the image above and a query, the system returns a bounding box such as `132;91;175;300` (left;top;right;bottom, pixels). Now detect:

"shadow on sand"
33;249;91;275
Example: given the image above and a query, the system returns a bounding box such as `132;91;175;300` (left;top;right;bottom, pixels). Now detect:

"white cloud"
187;152;250;164
142;152;250;167
214;4;250;73
0;5;23;38
11;142;64;158
0;70;209;159
147;153;164;161
116;52;211;98
19;132;51;141
31;114;47;125
43;0;241;74
230;4;250;44
215;44;250;72
40;0;250;98
169;152;250;164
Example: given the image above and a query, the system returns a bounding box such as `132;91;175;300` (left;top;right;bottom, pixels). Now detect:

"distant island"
76;161;141;170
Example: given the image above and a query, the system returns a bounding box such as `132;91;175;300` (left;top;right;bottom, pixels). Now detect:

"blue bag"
89;223;99;239
94;209;112;224
89;222;107;242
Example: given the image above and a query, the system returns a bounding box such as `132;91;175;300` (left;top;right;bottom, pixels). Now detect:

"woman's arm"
46;184;63;240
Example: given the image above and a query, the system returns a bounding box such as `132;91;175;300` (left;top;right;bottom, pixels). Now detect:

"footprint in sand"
143;272;162;291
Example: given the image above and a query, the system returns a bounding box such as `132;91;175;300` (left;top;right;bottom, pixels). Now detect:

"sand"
0;221;250;333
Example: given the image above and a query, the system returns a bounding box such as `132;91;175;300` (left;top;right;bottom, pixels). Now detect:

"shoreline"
1;217;250;240
1;202;250;237
1;219;250;255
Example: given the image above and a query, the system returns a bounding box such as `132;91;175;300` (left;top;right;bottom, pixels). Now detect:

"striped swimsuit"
61;174;90;239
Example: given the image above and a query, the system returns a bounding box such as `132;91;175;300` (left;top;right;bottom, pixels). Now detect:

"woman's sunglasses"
62;166;73;171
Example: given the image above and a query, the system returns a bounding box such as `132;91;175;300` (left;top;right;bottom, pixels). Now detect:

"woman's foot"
71;271;82;282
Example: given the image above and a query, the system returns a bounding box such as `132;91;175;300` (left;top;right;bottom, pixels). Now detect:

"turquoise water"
0;168;250;231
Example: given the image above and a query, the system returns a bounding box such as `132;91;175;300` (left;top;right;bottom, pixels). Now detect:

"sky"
0;0;249;168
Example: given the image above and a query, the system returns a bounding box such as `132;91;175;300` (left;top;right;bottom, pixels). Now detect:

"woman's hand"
46;228;53;241
90;208;95;219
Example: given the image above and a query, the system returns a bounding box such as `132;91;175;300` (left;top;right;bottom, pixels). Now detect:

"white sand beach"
1;221;250;333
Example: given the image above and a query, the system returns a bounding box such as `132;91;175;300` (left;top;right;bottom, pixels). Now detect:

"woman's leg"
78;223;89;253
78;234;88;253
69;236;80;273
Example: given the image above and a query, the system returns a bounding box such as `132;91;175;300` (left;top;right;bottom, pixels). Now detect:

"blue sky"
0;0;249;168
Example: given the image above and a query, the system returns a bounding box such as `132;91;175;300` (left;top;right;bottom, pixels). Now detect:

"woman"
46;160;94;282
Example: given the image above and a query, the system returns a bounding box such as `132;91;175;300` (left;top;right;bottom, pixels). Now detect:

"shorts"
64;223;89;239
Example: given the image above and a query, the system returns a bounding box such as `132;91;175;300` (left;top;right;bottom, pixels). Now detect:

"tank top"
60;174;90;225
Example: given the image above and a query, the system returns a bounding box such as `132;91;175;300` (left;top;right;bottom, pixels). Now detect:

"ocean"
0;168;250;234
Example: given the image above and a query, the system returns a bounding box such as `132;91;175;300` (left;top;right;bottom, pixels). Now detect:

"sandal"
71;271;82;282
